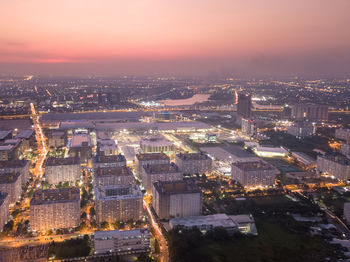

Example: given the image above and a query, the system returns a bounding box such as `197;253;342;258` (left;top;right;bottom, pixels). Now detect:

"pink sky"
0;0;350;76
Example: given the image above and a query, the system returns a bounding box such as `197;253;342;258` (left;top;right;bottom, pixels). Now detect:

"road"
143;200;169;262
30;103;48;177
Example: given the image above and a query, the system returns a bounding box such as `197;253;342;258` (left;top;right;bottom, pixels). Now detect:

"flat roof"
16;129;35;139
0;172;21;184
143;163;180;174
136;153;169;161
31;187;80;205
0;159;29;169
176;152;210;161
94;228;149;239
95;166;133;177
95;184;142;200
71;134;91;148
95;154;126;164
153;180;200;195
46;157;80;166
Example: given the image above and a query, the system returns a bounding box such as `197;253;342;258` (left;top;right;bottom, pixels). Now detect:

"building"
140;137;174;154
95;184;143;224
281;104;292;120
287;121;315;137
93;154;127;169
169;213;257;235
94;228;150;255
69;134;92;163
15;130;35;151
0;142;22;162
341;143;350;158
336;128;350;142
152;180;202;219
317;154;350;180
291;152;316;167
231;160;280;187
201;146;259;164
0;159;30;185
344;203;350;225
30;187;81;231
253;146;288;158
45;157;81;185
97;139;119;156
47;130;67;148
135;153;170;179
175;152;212;175
241;118;256;136
237;93;252;119
0;172;21;204
291;104;328;121
94;166;134;187
0;131;12;144
0;192;9;232
142;163;183;193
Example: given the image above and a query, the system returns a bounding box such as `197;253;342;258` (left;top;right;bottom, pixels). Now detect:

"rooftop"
95;154;126;164
143;163;180;174
0;172;21;184
46;157;80;166
136;153;169;161
153;180;200;195
95;166;133;177
71;134;91;148
0;159;29;169
0;130;11;140
31;187;80;205
232;160;276;171
176;152;210;161
16;130;35;139
95;184;142;200
94;228;149;239
140;137;173;147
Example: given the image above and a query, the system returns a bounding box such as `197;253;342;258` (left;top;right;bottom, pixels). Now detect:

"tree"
89;207;95;217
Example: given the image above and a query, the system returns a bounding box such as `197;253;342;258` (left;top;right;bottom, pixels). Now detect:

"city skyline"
1;0;350;76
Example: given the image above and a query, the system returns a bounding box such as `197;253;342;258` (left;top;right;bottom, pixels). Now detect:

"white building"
93;154;127;169
241;118;256;137
94;228;150;255
140;137;174;154
291;152;316;167
169;213;257;235
287;122;315;137
231;160;280;187
152;180;202;219
45;157;81;185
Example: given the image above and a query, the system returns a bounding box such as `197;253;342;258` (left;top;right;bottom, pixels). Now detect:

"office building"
152;180;202;219
135;153;170;179
140;137;174;154
317;154;350;180
94;166;134;187
0;172;21;204
287;121;315;137
97;139;119;156
94;228;150;255
69;134;92;163
142;163;183;193
45;157;81;185
169;213;257;235
0;192;9;232
93;154;127;169
291;104;328;121
237;93;252;119
0;159;30;185
95;184;143;224
30;187;81;231
175;152;212;175
231;160;280;187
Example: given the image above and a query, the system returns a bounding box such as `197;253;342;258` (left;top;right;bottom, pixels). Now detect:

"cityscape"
0;1;350;262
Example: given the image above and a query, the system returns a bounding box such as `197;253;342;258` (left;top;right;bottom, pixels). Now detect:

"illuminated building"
140;137;174;154
253;146;288;157
94;166;135;187
291;152;316;166
0;159;30;185
291;104;328;121
0;141;22;162
30;187;81;231
317;154;350;180
175;152;212;174
135;153;170;179
152;180;202;219
0;192;9;232
0;172;21;204
94;228;150;255
95;184;143;224
169;213;257;235
231;160;279;187
93;154;127;169
45;157;81;185
97;138;119;156
142;163;183;194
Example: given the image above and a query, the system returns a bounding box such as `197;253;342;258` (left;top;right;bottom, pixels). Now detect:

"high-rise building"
291;104;328;121
135;153;170;179
341;143;350;159
0;172;21;204
94;166;135;187
237;93;252;119
317;154;350;180
94;228;150;255
142;163;183;194
231;160;279;187
0;159;30;185
241;118;256;137
45;157;81;185
152;180;202;219
95;184;143;224
93;154;127;169
287;121;315;137
0;192;9;232
175;153;212;175
30;187;81;231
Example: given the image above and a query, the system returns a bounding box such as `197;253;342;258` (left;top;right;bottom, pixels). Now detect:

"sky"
0;0;350;77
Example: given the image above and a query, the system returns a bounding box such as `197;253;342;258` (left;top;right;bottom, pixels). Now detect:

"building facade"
0;159;30;185
291;104;328;121
0;192;9;232
140;137;174;154
175;152;212;175
45;157;81;185
0;172;21;204
152;180;202;219
317;154;350;180
135;153;170;179
94;166;135;187
93;154;127;169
